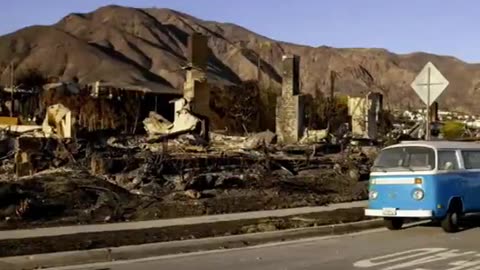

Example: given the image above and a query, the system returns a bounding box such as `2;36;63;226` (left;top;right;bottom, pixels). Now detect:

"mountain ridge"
0;5;479;113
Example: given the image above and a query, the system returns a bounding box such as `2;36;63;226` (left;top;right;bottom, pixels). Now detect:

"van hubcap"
451;212;458;225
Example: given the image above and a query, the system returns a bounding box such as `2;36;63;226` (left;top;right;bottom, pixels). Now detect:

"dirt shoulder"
0;207;371;257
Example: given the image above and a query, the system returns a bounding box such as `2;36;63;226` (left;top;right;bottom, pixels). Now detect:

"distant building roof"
87;81;181;95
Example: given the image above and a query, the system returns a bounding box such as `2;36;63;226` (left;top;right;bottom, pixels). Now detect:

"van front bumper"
365;209;433;218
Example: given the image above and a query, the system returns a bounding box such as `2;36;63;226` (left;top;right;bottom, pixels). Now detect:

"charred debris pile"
0;112;377;228
0;34;386;227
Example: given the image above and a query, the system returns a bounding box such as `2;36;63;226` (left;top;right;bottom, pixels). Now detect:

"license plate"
382;208;397;216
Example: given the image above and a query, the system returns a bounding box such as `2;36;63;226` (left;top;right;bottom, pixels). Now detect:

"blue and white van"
365;140;480;232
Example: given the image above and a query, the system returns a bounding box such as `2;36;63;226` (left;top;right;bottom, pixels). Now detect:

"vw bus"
365;140;480;232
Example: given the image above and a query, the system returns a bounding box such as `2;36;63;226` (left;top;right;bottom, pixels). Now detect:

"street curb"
0;218;385;270
0;201;368;241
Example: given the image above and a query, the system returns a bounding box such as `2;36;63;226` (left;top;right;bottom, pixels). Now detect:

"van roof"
385;140;480;150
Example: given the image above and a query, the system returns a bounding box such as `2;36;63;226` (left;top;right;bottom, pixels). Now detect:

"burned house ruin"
276;55;305;144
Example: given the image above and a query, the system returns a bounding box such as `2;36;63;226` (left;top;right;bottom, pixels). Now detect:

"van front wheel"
384;217;404;230
441;210;460;233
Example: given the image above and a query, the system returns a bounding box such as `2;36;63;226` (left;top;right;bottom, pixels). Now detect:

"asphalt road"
49;223;480;270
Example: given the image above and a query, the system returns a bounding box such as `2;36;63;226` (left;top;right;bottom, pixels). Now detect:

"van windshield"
372;146;435;172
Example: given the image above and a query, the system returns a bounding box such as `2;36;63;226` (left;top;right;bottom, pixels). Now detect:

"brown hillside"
1;5;479;113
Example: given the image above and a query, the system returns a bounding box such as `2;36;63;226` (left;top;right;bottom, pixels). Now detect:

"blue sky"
1;1;478;62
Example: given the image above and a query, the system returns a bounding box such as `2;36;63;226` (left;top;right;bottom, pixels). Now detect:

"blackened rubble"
0;133;374;230
0;33;391;230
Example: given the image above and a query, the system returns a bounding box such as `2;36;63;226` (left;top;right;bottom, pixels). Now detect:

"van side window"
437;151;459;170
462;151;480;169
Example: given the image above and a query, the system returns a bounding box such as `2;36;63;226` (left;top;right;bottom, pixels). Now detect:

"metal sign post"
410;62;449;140
426;67;431;140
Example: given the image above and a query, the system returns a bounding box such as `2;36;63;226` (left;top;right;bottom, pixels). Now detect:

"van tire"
441;199;462;233
441;210;460;233
384;217;403;230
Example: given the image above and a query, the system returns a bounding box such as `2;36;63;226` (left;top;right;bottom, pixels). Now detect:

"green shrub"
442;121;465;140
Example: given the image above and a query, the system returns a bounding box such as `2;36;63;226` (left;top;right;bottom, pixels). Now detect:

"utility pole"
329;70;336;100
425;67;431;140
256;42;271;85
327;70;337;127
9;63;14;117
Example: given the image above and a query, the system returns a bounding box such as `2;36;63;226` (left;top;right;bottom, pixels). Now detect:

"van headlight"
412;189;424;200
369;190;378;200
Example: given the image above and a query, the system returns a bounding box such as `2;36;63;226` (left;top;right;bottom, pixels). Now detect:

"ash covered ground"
0;132;374;230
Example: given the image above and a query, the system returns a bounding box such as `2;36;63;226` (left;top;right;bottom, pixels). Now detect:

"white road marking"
353;248;448;268
446;259;480;270
354;248;480;270
382;249;477;270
